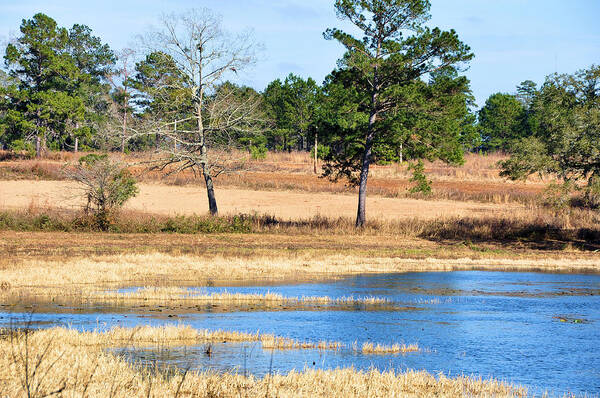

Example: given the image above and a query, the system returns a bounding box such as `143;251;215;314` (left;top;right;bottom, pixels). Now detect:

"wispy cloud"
273;3;319;21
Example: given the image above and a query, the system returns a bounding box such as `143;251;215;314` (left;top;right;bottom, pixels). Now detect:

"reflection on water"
1;271;599;396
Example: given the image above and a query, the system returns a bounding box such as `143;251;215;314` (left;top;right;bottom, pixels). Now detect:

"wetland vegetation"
1;0;599;396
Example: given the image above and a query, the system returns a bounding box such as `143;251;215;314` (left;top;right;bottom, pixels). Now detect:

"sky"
1;0;599;106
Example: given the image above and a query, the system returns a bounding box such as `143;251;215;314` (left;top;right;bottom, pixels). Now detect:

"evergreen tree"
262;74;321;152
322;0;473;226
478;93;526;152
2;13;114;155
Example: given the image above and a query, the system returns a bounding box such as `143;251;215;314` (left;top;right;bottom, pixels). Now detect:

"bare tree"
106;48;136;153
138;9;263;215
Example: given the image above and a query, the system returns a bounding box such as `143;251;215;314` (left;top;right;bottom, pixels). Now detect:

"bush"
540;182;573;215
250;144;267;160
582;176;600;209
408;160;432;195
310;145;330;161
67;154;139;230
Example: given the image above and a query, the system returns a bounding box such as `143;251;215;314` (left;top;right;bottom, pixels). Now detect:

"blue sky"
1;0;599;106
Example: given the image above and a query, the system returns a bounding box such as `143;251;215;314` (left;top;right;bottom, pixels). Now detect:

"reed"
361;342;420;354
0;326;530;397
22;288;395;312
1;253;599;305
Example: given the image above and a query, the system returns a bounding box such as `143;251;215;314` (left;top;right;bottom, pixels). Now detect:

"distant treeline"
0;12;592;159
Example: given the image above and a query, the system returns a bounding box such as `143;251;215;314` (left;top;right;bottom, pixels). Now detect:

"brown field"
0;150;549;205
0;179;527;221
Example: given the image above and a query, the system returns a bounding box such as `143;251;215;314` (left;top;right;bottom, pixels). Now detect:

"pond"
2;271;599;396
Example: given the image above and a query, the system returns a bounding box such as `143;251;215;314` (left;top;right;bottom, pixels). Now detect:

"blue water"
2;271;599;396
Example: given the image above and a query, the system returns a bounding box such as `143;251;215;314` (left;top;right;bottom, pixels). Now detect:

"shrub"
408;160;432;195
67;154;139;230
582;176;600;209
250;144;268;160
541;182;573;215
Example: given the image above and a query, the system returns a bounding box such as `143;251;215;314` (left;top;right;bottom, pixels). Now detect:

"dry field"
0;150;549;205
0;179;527;221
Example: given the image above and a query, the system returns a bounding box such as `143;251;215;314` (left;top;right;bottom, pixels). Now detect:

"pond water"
2;271;599;396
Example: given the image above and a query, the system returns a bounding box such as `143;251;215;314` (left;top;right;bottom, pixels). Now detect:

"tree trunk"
121;108;127;153
203;169;218;216
35;136;41;158
74;137;79;153
313;133;318;174
399;142;403;163
356;129;375;227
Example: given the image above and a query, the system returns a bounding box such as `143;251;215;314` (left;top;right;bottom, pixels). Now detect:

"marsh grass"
0;326;530;397
6;288;396;313
2;253;600;295
360;342;421;354
97;288;392;307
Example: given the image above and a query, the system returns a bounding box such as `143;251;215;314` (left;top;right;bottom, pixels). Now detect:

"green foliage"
499;136;557;180
250;144;268;160
262;74;321;151
582;177;600;210
478;93;526;151
408;160;432;195
8;139;36;158
311;144;330;161
321;0;473;186
78;153;108;165
541;182;574;215
501;65;600;202
1;13;114;153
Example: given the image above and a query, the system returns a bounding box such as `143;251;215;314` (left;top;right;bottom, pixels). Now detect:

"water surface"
2;271;599;396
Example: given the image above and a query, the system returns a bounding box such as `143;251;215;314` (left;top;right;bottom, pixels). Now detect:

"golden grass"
2;252;600;293
361;342;421;354
1;287;393;313
9;325;342;352
97;288;390;306
0;326;529;397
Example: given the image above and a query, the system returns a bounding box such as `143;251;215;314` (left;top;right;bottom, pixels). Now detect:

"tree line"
1;0;598;226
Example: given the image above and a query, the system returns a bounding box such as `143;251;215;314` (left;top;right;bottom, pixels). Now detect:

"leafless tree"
106;48;136;153
138;9;264;215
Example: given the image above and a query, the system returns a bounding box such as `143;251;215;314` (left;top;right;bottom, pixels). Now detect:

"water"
2;271;599;396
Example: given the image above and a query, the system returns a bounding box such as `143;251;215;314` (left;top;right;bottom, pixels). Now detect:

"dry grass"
99;288;390;306
9;325;344;352
1;252;598;315
0;326;530;397
2;206;599;253
2;252;600;292
3;287;394;313
361;342;421;354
